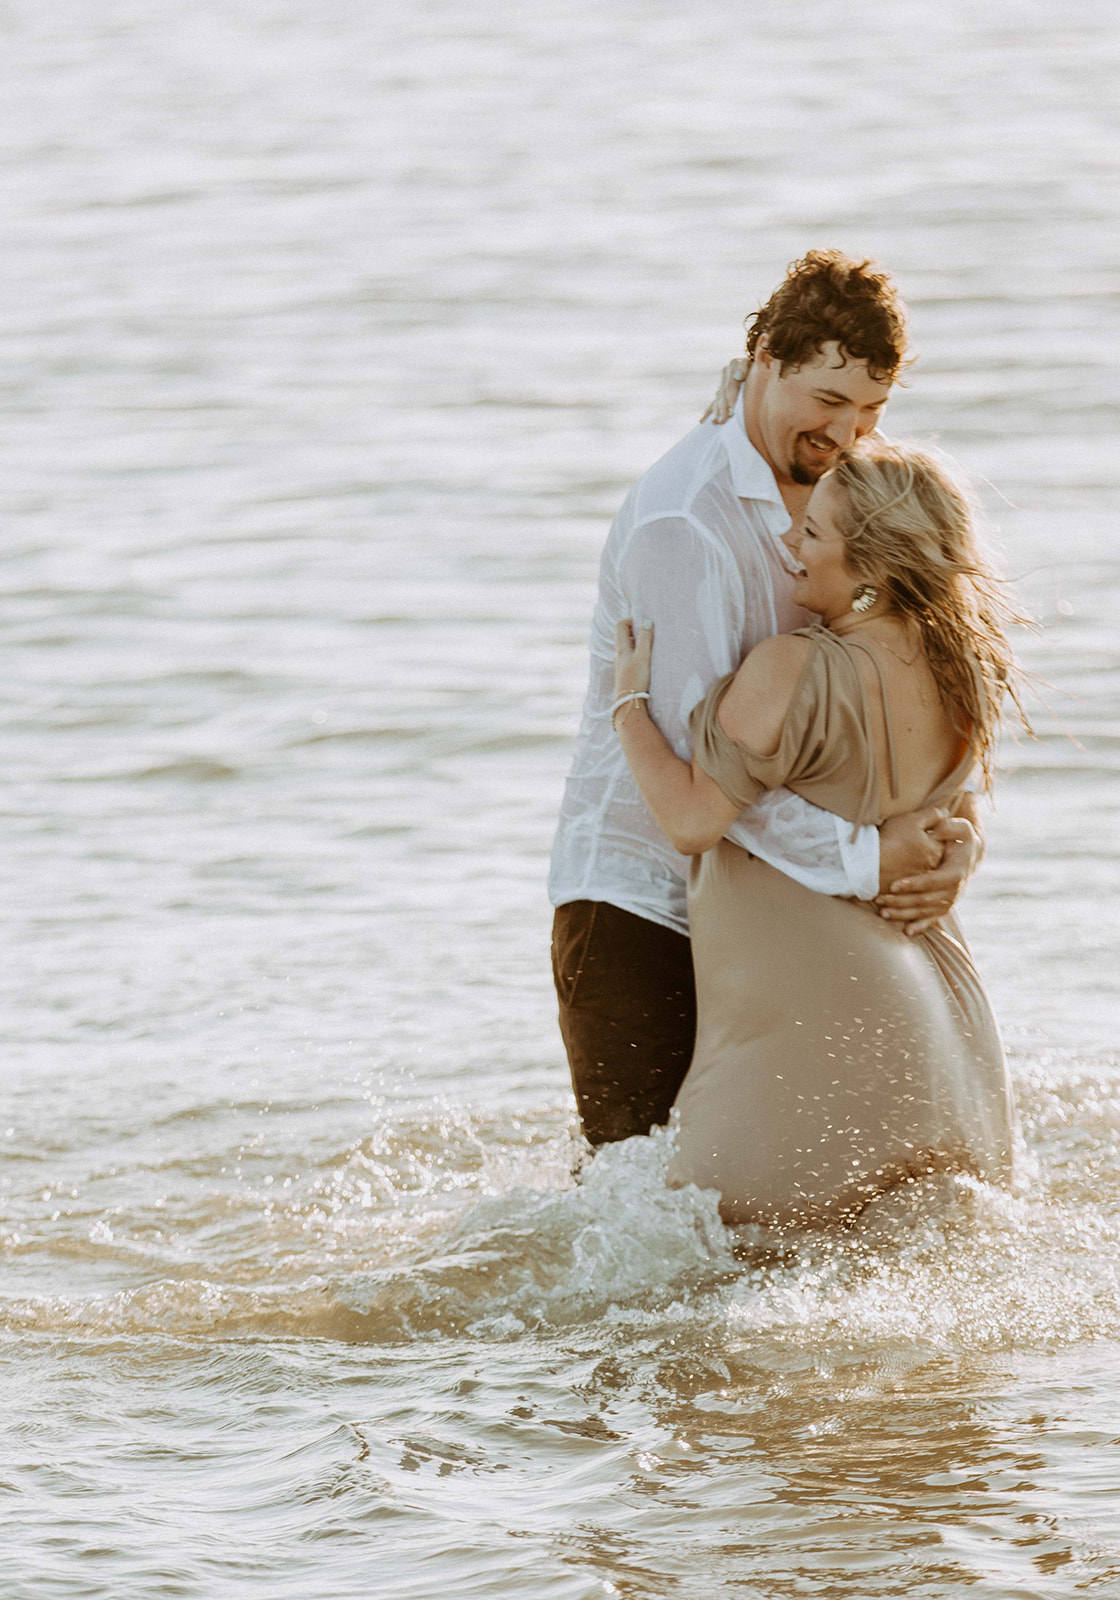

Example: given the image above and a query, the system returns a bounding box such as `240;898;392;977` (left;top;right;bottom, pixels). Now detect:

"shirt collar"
722;390;794;552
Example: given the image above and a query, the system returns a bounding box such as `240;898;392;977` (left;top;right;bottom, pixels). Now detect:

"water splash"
8;1105;1120;1357
336;1126;735;1340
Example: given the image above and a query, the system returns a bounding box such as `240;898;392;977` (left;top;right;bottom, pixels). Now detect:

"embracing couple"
549;250;1021;1226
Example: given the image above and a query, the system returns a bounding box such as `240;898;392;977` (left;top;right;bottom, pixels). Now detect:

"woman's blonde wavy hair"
831;437;1028;789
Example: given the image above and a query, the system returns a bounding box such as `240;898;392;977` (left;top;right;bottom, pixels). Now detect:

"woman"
612;437;1022;1226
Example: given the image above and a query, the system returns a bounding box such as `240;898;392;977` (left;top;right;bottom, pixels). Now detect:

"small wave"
328;1132;1120;1354
7;1107;1120;1355
0;1130;733;1343
710;1171;1120;1355
293;725;429;747
445;731;571;755
334;1128;735;1341
131;758;239;782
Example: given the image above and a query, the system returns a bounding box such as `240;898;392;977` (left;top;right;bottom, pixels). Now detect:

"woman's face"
782;474;865;621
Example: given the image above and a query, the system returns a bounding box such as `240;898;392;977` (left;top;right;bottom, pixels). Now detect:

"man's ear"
754;336;774;370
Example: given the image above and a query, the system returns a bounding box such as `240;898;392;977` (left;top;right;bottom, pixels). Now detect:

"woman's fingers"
701;357;747;423
716;359;747;420
614;619;653;697
615;618;653;647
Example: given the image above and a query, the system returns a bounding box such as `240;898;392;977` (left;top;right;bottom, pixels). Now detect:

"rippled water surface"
2;1;1120;1595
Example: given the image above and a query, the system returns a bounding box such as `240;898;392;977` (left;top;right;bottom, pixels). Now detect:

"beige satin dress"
669;626;1015;1227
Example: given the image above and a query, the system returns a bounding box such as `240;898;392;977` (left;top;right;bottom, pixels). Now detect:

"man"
548;249;983;1148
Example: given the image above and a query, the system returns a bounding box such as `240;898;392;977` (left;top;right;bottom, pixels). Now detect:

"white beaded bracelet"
610;690;650;730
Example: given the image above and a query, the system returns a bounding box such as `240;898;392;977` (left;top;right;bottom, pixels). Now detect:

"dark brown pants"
551;899;697;1146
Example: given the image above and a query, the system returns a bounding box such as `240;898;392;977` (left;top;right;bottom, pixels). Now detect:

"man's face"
747;340;892;488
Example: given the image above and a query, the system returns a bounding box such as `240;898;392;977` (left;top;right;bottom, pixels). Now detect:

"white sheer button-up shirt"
548;395;880;936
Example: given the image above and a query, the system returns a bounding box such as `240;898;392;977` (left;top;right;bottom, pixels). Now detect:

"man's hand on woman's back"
876;797;985;936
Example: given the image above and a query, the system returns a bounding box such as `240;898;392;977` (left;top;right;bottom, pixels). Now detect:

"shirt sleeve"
726;796;881;900
618;515;742;761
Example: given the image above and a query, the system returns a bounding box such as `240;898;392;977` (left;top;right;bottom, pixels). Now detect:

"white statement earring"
851;584;878;614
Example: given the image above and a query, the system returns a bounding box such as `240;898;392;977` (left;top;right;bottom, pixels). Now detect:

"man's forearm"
725;788;880;899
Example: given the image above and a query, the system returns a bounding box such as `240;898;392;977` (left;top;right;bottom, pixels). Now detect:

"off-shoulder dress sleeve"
688;629;876;829
689;672;767;809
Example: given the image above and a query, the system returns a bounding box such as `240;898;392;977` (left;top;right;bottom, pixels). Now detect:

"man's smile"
800;432;837;462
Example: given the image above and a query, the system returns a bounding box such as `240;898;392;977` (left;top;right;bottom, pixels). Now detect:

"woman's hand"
610;618;739;855
614;619;653;700
700;358;748;424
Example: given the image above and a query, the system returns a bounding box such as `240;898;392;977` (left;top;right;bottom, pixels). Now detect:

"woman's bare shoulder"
717;632;817;756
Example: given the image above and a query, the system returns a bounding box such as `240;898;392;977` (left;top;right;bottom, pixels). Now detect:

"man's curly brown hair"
745;249;910;383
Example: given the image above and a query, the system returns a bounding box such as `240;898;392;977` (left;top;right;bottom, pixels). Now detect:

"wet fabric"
548;394;881;937
671;626;1015;1225
552;899;697;1146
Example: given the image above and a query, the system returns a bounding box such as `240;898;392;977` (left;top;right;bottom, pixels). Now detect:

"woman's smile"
783;474;862;620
